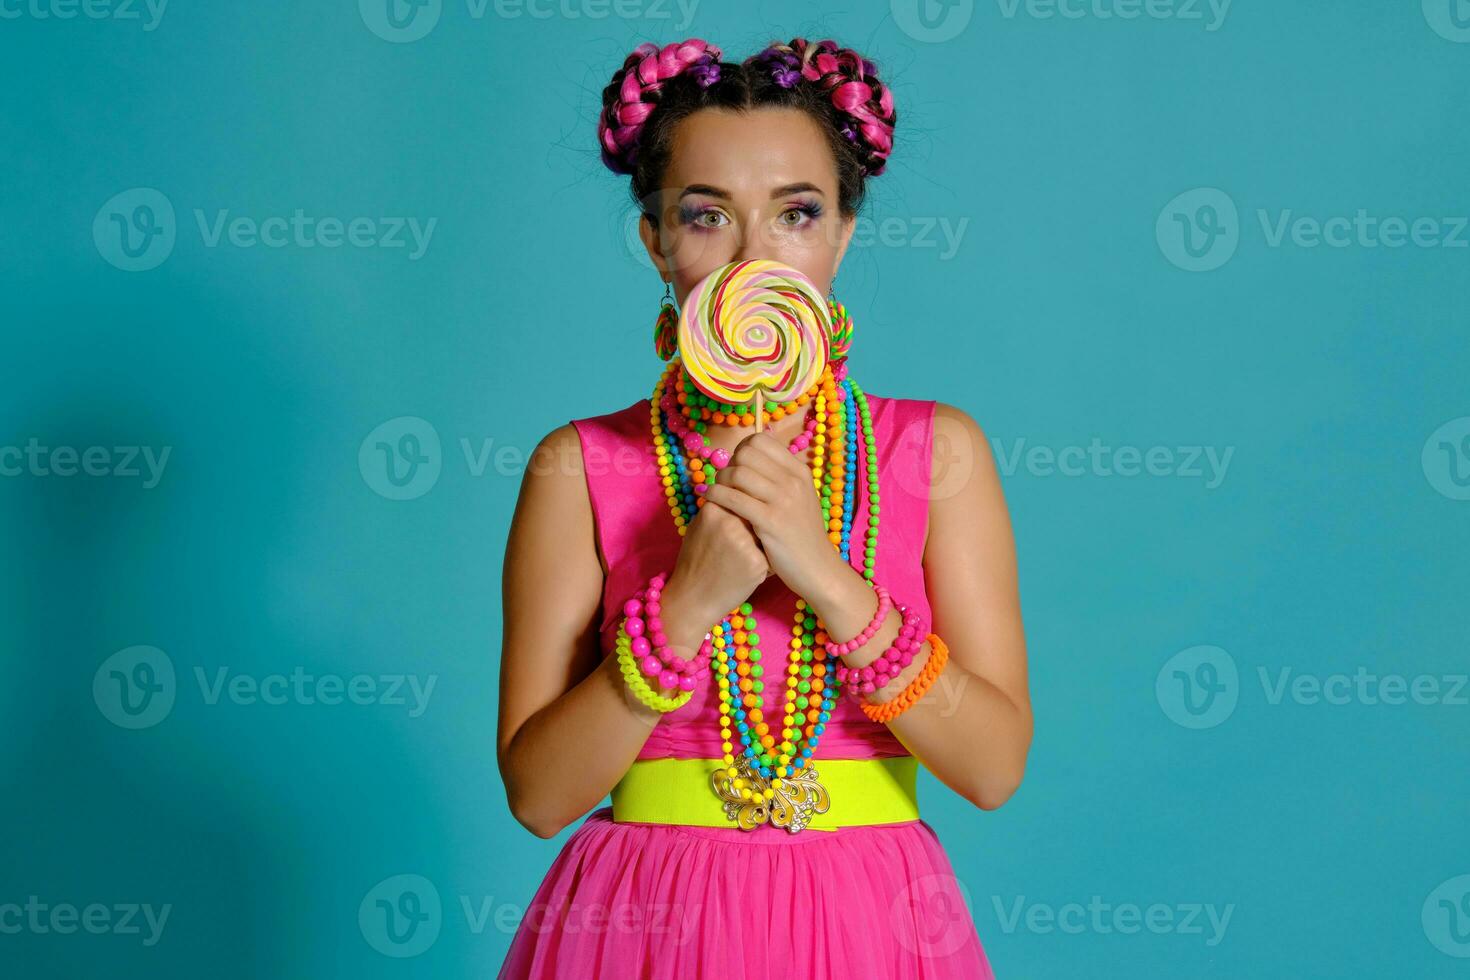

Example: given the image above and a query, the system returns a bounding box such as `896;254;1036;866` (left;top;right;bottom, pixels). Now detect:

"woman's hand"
660;497;772;650
701;430;846;604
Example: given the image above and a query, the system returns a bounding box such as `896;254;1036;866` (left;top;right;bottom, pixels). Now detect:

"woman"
497;37;1031;978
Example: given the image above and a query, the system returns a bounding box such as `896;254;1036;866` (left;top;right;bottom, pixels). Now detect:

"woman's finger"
702;483;767;530
717;462;782;505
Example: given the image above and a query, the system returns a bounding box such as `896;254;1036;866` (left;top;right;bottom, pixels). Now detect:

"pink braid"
598;38;724;175
790;38;896;176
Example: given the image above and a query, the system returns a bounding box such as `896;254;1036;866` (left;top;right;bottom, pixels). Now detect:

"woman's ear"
637;211;670;281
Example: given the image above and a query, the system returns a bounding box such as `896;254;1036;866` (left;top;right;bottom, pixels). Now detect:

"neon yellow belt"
611;756;919;833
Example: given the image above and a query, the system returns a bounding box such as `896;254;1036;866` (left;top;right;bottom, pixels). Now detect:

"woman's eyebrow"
679;182;826;200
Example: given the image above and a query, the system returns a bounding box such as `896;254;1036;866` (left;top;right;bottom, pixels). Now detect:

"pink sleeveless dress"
498;392;995;979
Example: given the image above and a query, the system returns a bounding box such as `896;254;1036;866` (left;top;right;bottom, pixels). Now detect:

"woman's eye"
680;206;727;228
779;204;821;227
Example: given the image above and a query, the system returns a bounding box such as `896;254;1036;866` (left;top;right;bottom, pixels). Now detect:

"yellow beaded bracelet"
615;623;693;714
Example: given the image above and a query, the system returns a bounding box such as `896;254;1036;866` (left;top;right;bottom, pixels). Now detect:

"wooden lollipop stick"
755;389;764;433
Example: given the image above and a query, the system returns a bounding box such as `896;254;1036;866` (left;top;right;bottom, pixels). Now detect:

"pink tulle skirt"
497;805;995;979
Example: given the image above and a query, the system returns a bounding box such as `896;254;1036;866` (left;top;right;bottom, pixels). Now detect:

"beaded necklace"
646;355;882;832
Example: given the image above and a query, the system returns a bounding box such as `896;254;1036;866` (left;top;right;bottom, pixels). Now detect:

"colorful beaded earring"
827;287;854;360
653;279;678;361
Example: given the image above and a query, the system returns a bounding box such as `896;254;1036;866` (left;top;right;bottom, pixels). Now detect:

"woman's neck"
667;360;815;456
695;398;813;456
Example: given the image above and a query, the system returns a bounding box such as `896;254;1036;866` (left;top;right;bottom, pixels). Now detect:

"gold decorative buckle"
710;755;831;833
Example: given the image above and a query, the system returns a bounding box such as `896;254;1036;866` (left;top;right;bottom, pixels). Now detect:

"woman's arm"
496;424;706;838
804;402;1033;810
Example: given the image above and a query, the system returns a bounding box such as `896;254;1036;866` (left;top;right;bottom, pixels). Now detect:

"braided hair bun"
743;38;896;177
597;39;723;175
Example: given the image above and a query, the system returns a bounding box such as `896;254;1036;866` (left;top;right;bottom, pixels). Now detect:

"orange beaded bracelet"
858;633;949;724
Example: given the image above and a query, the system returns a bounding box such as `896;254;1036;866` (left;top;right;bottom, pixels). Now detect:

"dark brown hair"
597;37;898;220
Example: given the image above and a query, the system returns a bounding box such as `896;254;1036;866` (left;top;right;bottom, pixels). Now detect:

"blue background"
2;0;1467;976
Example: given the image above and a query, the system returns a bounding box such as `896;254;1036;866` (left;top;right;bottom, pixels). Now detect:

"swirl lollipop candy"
676;259;831;431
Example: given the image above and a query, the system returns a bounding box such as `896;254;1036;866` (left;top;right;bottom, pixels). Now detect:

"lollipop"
676;259;831;430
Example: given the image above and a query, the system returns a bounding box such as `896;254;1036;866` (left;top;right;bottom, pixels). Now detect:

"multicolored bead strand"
646;355;884;829
850;379;881;583
675;359;824;430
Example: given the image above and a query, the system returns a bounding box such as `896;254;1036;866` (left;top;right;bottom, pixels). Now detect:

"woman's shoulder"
861;393;993;499
525;396;648;478
568;396;651;437
855;390;939;440
862;391;984;435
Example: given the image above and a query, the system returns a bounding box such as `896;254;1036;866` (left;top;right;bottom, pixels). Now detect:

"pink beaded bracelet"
622;571;712;693
834;603;927;696
823;582;892;657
